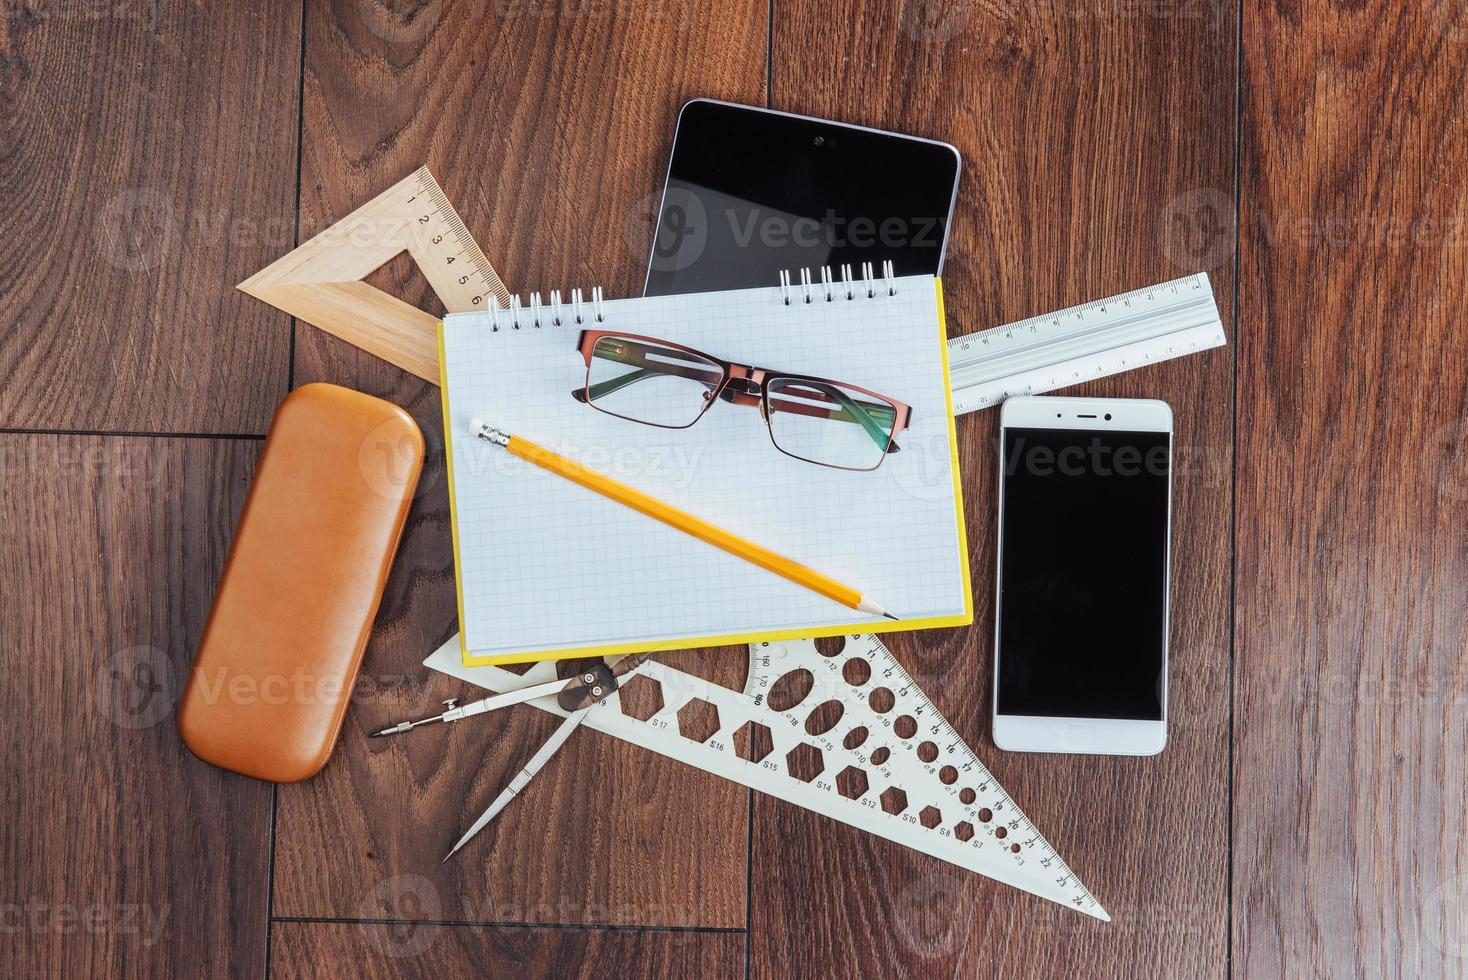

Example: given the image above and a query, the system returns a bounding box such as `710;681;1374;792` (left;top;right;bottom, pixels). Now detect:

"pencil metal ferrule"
471;420;510;446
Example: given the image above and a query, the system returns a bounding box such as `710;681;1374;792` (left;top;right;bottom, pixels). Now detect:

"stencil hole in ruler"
939;765;959;785
959;787;977;805
880;787;908;815
814;635;846;657
917;741;939;763
836;766;869;800
920;806;943;830
843;726;869;749
733;721;774;763
868;687;895;713
767;668;814;712
869;746;891;765
841;658;871;686
954;821;974;842
804;700;844;736
677;698;721;744
894;715;918;739
618;674;664;722
786;743;825;782
977;807;993;823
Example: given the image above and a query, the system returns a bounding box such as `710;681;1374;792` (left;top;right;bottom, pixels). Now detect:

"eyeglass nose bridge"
717;367;770;411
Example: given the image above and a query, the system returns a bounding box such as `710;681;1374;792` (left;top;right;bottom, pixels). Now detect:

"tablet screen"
644;100;961;297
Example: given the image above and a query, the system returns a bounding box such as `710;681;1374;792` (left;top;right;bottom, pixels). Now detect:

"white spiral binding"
483;261;899;332
777;263;898;305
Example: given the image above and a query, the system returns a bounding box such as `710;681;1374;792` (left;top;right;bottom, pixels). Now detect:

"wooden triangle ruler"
239;166;510;382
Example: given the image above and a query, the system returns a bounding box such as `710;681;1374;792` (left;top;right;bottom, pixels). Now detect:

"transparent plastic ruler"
949;272;1225;415
425;633;1108;920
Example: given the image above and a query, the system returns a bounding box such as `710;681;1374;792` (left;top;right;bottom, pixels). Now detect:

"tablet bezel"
643;98;962;296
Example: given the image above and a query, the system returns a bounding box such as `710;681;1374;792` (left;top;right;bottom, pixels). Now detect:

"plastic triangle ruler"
949;273;1225;415
425;633;1109;920
238;166;510;380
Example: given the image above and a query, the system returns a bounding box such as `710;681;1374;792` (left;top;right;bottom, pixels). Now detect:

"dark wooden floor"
2;1;1464;977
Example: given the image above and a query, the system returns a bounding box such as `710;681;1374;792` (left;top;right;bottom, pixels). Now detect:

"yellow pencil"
469;420;897;620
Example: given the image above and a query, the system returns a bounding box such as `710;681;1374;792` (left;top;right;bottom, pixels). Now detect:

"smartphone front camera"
1104;413;1112;420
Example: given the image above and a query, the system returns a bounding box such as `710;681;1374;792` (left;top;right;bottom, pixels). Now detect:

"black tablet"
644;99;961;297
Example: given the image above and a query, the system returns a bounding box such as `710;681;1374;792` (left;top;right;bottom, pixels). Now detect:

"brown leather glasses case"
177;384;424;782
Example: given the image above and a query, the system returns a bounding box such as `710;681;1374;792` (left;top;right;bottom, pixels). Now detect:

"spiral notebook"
438;266;973;666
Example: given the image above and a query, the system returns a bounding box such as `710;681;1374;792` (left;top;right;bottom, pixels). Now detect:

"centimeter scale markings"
948;273;1226;415
411;170;509;312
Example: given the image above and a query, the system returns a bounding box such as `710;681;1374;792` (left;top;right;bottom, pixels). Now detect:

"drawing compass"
369;653;650;859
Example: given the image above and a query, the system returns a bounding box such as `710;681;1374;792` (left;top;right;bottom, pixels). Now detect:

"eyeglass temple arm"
574;367;667;403
766;384;902;453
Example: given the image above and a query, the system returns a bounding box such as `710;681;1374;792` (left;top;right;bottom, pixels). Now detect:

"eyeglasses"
571;330;911;471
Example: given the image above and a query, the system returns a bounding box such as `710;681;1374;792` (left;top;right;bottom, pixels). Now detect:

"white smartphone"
992;395;1172;756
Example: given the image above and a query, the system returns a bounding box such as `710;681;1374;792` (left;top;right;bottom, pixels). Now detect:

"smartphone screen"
644;100;960;297
995;426;1171;720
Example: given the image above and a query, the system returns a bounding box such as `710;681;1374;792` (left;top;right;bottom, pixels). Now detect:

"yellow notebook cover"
439;275;971;666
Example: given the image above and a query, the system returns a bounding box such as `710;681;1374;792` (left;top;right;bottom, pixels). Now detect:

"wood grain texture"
0;434;270;977
271;0;766;928
1234;2;1468;976
269;920;744;979
754;2;1236;976
0;1;301;434
10;2;1462;975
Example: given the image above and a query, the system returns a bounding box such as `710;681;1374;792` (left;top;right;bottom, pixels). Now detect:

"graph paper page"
440;275;969;660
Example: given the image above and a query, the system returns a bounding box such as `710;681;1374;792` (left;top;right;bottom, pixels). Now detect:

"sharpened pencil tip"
882;611;899;621
856;596;896;620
